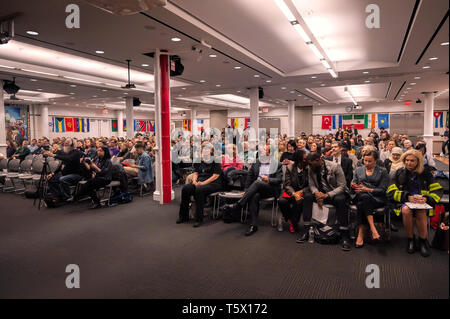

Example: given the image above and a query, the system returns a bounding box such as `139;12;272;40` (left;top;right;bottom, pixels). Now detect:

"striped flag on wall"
434;112;443;128
53;117;65;132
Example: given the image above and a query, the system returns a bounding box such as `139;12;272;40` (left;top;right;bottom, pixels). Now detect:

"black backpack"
44;193;65;208
313;223;341;245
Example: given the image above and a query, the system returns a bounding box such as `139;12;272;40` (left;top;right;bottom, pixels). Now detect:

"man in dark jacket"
324;141;353;189
303;152;351;251
224;144;282;236
44;138;82;201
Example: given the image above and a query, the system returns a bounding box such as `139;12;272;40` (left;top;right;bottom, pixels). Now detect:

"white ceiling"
0;0;448;111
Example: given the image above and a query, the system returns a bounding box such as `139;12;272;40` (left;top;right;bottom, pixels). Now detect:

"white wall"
228;108;289;135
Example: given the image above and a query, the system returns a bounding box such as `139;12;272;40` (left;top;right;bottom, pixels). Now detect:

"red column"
160;54;172;203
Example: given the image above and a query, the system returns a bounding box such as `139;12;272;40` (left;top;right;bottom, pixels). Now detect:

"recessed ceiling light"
70;84;77;87
406;87;411;90
102;89;108;92
236;91;241;93
171;37;181;42
320;84;326;86
234;66;241;69
70;93;75;95
95;50;104;54
254;75;260;78
141;64;149;67
216;84;221;87
363;71;369;74
410;83;416;85
422;66;431;69
281;87;286;90
30;79;37;82
297;94;302;97
37;88;42;91
93;95;97;97
290;91;295;93
414;76;421;80
311;76;317;79
199;80;206;83
266;80;272;83
440;42;449;46
429;57;438;60
26;31;39;36
209;54;217;58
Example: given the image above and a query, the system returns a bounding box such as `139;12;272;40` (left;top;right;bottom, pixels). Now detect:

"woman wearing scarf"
384;147;404;174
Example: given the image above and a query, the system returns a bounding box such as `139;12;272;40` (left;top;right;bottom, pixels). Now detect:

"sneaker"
288;222;295;233
277;222;283;232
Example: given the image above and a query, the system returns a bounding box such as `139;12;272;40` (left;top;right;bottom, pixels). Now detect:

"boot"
407;236;417;254
418;237;431;257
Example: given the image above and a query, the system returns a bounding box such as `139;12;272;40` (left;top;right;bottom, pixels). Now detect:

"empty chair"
4;159;21;192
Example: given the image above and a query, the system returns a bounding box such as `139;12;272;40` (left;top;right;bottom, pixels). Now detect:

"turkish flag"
322;116;332;129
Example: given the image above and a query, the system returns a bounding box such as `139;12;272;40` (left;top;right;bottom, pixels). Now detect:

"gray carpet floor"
0;186;448;299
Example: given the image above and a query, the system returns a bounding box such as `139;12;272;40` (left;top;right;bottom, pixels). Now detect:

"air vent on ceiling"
85;0;166;15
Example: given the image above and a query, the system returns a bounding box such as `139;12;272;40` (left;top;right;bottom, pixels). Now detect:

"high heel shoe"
371;233;382;244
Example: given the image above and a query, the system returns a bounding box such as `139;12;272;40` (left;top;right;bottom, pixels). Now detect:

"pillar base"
153;190;175;202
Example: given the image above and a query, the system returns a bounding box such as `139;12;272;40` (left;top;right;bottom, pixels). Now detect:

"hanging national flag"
197;119;204;131
322;115;332;129
245;118;250;129
111;119;118;132
75;118;85;132
183;119;191;131
54;117;65;133
342;115;353;129
353;114;365;129
65;117;74;132
434;112;443;128
377;113;389;129
371;114;376;129
446;112;449;128
140;120;147;132
123;120;127;132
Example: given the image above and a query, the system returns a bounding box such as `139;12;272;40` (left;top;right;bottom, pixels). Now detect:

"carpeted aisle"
0;188;448;299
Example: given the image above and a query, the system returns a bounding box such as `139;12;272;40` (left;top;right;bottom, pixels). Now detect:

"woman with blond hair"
387;149;443;257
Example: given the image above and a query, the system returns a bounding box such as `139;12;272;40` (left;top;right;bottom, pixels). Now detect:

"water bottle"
308;226;315;243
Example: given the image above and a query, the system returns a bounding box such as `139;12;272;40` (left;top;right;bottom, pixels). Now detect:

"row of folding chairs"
0;156;60;194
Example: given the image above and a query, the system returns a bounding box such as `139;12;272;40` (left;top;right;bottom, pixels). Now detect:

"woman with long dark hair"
278;150;314;235
76;146;113;209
